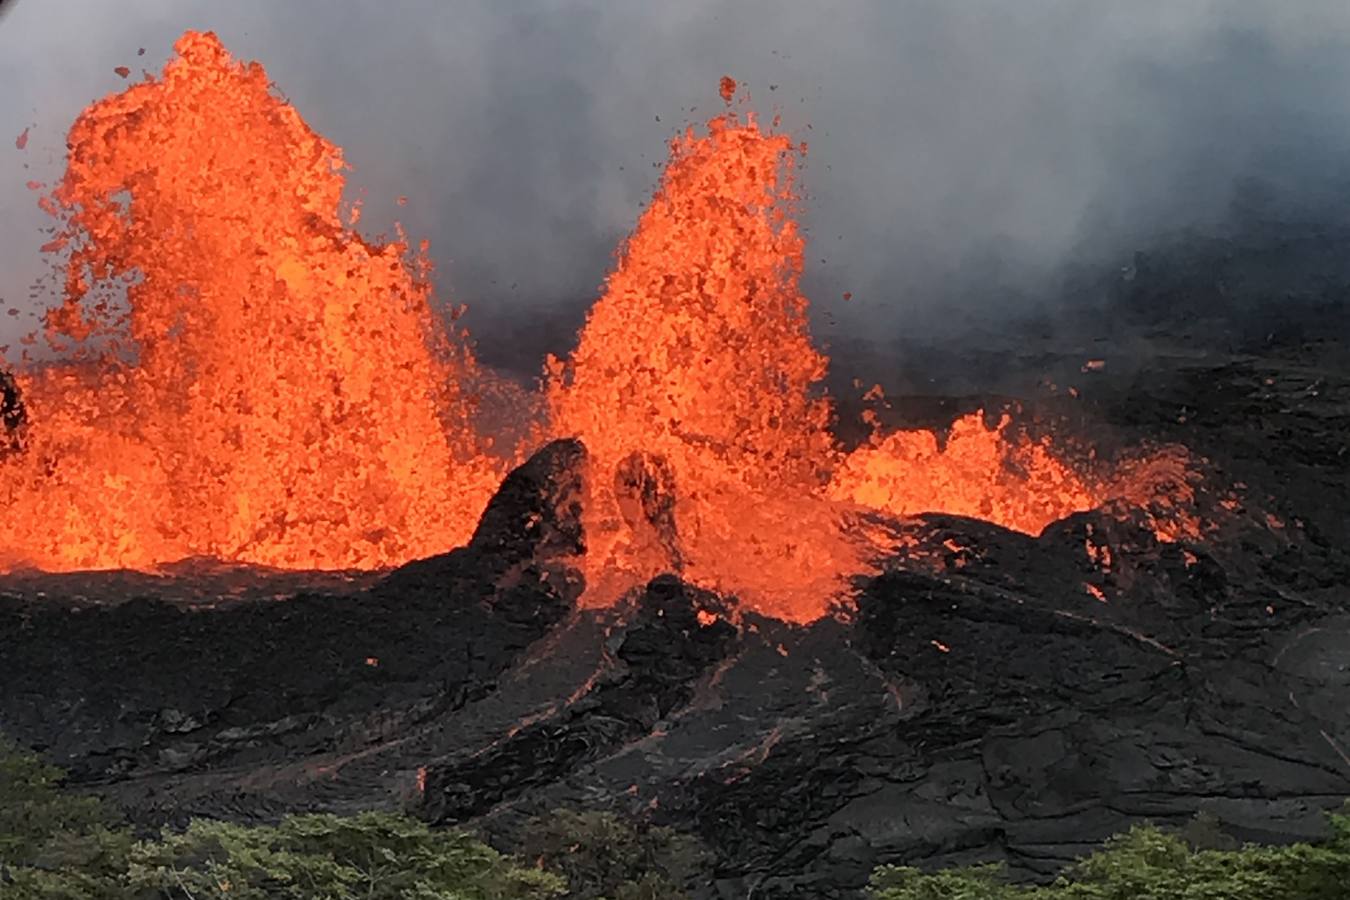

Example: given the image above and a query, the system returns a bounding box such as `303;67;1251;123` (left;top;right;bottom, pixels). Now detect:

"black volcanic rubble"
3;339;1350;897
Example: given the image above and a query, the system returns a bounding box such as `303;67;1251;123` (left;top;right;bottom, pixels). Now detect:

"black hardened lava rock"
0;438;589;823
371;437;587;609
421;576;736;822
0;367;25;455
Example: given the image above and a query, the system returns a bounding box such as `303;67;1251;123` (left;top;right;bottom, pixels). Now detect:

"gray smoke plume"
5;1;1350;364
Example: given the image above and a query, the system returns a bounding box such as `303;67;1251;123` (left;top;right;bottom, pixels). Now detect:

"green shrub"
868;862;1010;900
127;812;564;900
0;736;561;900
868;808;1350;900
517;809;708;899
0;734;131;899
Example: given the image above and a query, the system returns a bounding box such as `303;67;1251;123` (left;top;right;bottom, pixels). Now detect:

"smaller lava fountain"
545;100;864;618
0;32;1200;621
831;410;1099;533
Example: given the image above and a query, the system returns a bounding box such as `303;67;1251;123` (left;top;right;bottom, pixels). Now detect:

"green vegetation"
1;732;563;899
0;733;132;899
0;736;686;899
517;809;708;900
6;734;1350;900
125;814;566;900
868;807;1350;900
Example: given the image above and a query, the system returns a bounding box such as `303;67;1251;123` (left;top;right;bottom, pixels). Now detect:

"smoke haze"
5;1;1350;360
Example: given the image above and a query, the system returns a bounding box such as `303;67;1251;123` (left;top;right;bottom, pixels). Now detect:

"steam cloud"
5;1;1350;363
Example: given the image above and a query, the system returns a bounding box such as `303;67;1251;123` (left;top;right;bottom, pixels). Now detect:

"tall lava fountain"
0;32;502;572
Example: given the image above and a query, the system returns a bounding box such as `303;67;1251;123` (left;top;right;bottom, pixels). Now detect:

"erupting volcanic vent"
1;32;1196;619
1;33;504;572
544;103;870;617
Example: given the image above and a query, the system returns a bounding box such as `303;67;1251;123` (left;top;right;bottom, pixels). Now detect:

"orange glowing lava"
1;33;1197;622
546;106;868;619
539;100;1176;620
0;32;503;572
829;412;1099;536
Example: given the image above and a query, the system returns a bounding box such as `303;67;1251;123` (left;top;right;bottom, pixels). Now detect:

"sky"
5;1;1350;361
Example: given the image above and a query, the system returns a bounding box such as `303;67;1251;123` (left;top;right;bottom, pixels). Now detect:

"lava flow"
1;32;1196;621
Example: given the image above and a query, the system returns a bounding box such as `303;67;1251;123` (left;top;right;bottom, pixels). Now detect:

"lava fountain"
0;32;503;572
545;98;872;619
542;88;1177;619
1;34;1196;621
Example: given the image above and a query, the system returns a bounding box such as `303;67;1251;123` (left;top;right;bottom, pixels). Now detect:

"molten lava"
0;32;503;572
829;411;1099;536
546;106;868;618
541;99;1160;618
1;33;1197;622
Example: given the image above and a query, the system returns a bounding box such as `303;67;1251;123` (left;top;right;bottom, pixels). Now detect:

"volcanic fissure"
0;32;1200;621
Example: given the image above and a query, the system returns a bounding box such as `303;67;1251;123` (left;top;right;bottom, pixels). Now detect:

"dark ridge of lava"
0;439;587;809
3;343;1350;898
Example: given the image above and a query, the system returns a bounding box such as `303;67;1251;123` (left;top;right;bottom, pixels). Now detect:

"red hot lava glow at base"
0;32;1196;622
